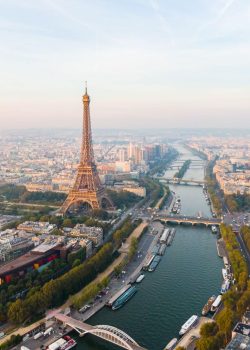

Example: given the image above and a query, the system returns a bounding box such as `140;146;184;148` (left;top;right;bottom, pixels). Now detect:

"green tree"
72;259;81;268
52;228;63;236
237;290;250;315
7;299;29;324
196;336;221;350
63;218;73;227
216;308;235;342
0;303;7;323
40;215;49;222
200;322;219;337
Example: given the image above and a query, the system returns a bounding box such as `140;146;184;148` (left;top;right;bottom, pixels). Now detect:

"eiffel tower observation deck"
60;84;113;215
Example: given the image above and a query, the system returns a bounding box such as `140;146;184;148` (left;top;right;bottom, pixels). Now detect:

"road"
222;212;250;232
236;231;250;272
3;201;60;209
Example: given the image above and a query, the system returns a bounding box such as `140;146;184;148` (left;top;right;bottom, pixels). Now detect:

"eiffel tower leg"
100;196;114;210
60;195;75;215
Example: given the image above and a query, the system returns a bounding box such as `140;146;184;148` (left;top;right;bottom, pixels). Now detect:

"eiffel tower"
60;84;113;215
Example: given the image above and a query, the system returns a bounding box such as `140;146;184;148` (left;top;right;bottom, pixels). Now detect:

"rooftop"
226;333;250;350
234;323;250;337
32;241;61;253
0;243;60;275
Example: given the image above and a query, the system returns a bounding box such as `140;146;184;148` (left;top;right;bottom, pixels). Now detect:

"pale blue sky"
0;0;249;129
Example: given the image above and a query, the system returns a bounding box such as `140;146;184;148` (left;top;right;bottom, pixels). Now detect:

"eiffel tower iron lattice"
60;84;113;214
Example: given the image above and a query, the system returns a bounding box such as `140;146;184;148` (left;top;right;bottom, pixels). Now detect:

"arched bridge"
159;178;205;186
155;215;221;227
54;314;146;350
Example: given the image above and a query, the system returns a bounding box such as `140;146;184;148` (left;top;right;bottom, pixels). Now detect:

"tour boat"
179;315;199;336
202;295;216;316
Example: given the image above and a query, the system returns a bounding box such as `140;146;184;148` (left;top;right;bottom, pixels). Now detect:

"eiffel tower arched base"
60;189;113;215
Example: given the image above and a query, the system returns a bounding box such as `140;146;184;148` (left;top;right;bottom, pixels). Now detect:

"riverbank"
173;317;214;350
71;220;162;322
3;145;225;350
0;220;160;348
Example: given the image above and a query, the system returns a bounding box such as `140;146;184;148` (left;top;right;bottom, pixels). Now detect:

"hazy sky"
0;0;250;130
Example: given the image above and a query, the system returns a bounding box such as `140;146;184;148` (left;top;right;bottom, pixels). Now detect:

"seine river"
74;145;223;350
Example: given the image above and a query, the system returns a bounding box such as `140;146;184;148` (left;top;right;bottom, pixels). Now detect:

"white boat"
211;295;222;312
179;315;199;336
21;347;31;350
221;280;230;294
211;225;217;233
160;229;170;243
222;268;228;280
164;337;178;350
136;274;145;283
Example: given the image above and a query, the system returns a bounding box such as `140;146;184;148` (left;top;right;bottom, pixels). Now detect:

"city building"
0;240;65;284
70;224;103;247
17;221;57;234
113;181;146;197
226;323;250;349
226;333;250;350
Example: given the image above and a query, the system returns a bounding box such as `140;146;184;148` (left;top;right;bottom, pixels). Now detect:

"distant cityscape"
1;131;249;197
0;125;250;350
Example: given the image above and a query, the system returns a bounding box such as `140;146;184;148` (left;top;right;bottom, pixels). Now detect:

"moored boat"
136;274;145;283
166;229;176;246
202;295;216;316
160;229;170;244
148;255;161;272
211;225;217;234
112;286;137;310
158;244;167;256
211;295;222;312
142;254;155;270
164;338;178;350
179;315;199;336
222;268;228;280
221;280;230;294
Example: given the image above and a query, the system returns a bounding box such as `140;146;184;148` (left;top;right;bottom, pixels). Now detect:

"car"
79;304;91;313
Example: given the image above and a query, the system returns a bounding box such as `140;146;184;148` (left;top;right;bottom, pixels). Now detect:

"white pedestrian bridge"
54;313;147;350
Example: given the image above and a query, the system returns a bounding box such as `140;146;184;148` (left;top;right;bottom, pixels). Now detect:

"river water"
74;145;223;350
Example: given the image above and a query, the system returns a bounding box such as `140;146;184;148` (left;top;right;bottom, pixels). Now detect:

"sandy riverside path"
0;221;148;346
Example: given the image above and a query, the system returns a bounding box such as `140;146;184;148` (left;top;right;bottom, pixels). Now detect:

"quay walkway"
54;313;147;350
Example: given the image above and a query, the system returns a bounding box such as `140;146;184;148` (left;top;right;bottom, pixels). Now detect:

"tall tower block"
60;84;113;214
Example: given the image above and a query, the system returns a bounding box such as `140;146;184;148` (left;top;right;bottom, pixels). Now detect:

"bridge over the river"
54;314;147;350
159;178;205;186
156;215;221;227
